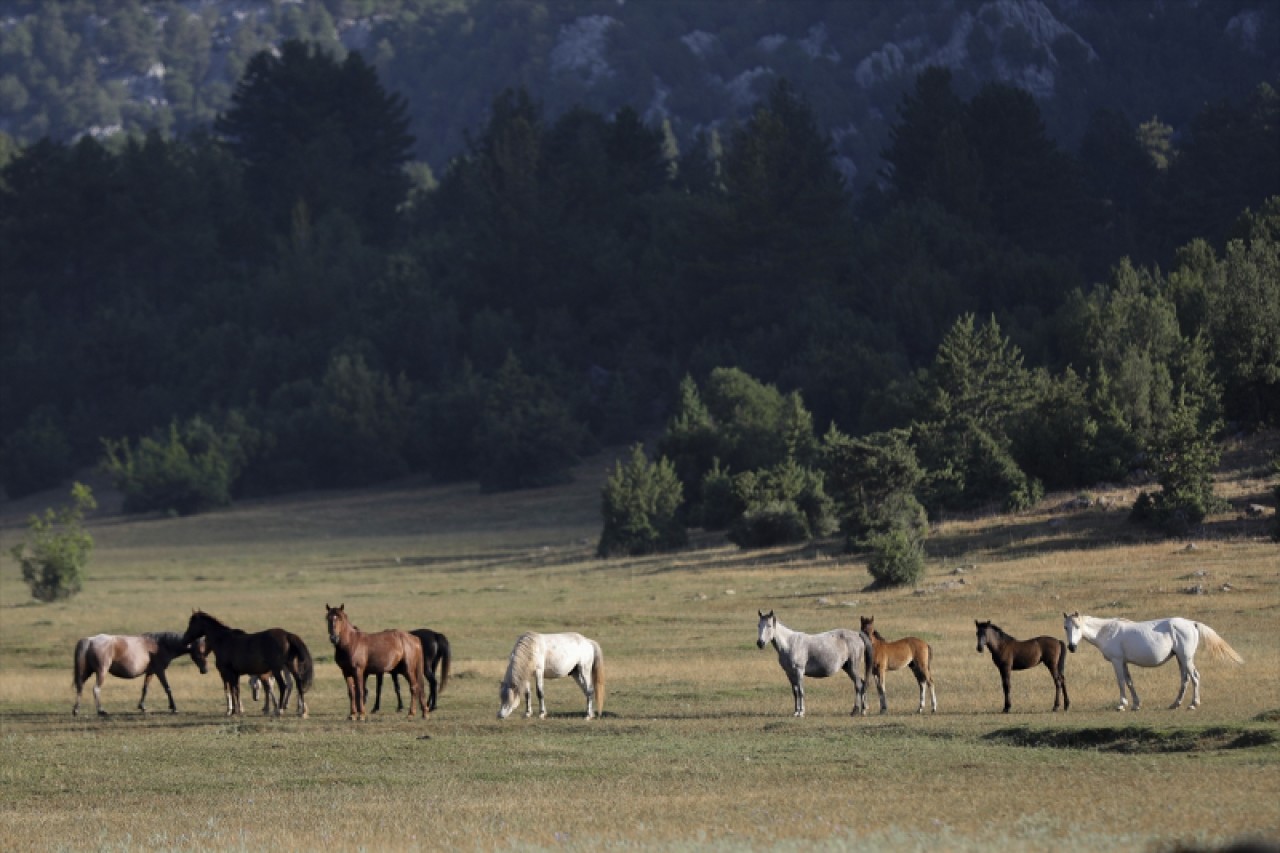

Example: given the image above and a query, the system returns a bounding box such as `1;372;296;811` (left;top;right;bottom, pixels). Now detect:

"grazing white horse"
756;610;871;717
498;632;605;720
1063;611;1243;711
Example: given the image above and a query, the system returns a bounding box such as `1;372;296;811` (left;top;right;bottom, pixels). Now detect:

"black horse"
183;610;314;717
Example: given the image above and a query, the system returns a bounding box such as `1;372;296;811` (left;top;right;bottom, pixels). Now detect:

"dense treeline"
1;43;1277;535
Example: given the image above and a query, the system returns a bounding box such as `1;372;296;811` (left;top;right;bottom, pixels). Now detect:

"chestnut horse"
975;620;1068;713
859;616;936;714
72;632;208;716
325;604;426;720
367;627;452;713
182;611;314;717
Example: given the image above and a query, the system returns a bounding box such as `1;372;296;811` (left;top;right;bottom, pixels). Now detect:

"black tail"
436;633;451;694
287;632;315;690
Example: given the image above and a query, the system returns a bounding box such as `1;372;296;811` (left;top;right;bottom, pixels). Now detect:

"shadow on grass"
984;723;1277;753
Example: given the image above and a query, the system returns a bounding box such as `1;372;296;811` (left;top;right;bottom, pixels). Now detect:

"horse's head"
325;604;347;646
497;680;520;719
756;610;777;649
187;636;209;674
182;610;208;644
860;615;875;635
975;620;992;653
1063;611;1084;653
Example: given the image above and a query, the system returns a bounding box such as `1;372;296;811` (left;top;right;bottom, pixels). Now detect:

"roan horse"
1063;611;1244;711
72;632;208;716
183;610;314;717
859;616;936;714
756;610;871;717
325;604;426;720
366;627;452;713
497;631;605;720
975;620;1069;713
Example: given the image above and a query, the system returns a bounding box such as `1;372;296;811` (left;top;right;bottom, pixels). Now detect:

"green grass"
0;452;1277;851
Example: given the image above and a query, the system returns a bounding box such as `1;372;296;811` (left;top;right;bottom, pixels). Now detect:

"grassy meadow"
0;440;1277;852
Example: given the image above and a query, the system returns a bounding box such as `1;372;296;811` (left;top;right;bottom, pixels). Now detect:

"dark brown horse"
860;616;936;714
182;611;314;717
325;604;426;720
366;627;451;713
72;632;208;716
975;620;1069;713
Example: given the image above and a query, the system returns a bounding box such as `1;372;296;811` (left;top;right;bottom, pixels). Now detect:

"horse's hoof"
98;710;109;717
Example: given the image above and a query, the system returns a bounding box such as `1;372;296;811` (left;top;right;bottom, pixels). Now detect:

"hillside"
1;0;1276;187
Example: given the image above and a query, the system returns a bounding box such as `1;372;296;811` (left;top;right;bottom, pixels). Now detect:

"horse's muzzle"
1068;642;1077;653
756;640;765;649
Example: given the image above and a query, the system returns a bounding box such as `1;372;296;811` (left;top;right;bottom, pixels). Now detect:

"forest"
1;35;1278;551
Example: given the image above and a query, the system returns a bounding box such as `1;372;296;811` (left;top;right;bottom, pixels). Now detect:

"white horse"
756;610;871;717
498;632;605;720
1063;611;1244;711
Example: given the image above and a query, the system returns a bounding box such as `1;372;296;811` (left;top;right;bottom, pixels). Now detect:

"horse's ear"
340;603;345;611
758;610;764;618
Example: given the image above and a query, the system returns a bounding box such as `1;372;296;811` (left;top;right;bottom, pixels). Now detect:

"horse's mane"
983;622;1014;641
193;610;231;630
145;631;188;651
502;632;539;688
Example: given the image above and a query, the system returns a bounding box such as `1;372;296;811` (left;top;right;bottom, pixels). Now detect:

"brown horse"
860;616;936;714
182;611;314;717
72;632;208;716
975;620;1069;713
325;604;426;720
366;627;452;713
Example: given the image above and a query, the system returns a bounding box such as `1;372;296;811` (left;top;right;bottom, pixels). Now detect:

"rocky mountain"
1;0;1276;187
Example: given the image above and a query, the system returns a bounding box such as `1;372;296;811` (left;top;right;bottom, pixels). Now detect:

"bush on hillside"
597;444;686;557
10;483;96;602
865;526;926;588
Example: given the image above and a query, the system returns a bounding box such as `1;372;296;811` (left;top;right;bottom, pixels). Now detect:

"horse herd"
70;605;1244;720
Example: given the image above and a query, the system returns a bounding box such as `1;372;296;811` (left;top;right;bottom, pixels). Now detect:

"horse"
497;631;605;720
324;604;426;720
859;616;936;714
366;627;451;713
756;610;871;718
975;620;1069;713
1063;611;1244;711
249;672;291;714
72;632;208;716
182;610;314;717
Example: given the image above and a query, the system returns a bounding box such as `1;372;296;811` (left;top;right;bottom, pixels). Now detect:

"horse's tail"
591;639;605;715
861;630;874;679
287;632;315;690
1056;638;1068;679
437;633;451;695
72;637;90;691
1196;622;1244;664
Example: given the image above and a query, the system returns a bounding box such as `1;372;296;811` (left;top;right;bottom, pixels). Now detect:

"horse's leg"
1123;663;1140;711
94;669;108;716
1107;659;1129;710
523;681;533;718
873;665;888;714
910;661;929;714
138;672;153;712
392;673;406;713
535;668;548;719
573;665;594;719
1000;666;1012;713
231;676;245;716
272;668;289;717
423;662;438;713
792;673;805;717
155;669;177;713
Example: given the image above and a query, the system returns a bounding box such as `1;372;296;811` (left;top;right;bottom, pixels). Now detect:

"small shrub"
726;459;837;549
865;527;926;588
10;483;96;602
598;444;686;557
